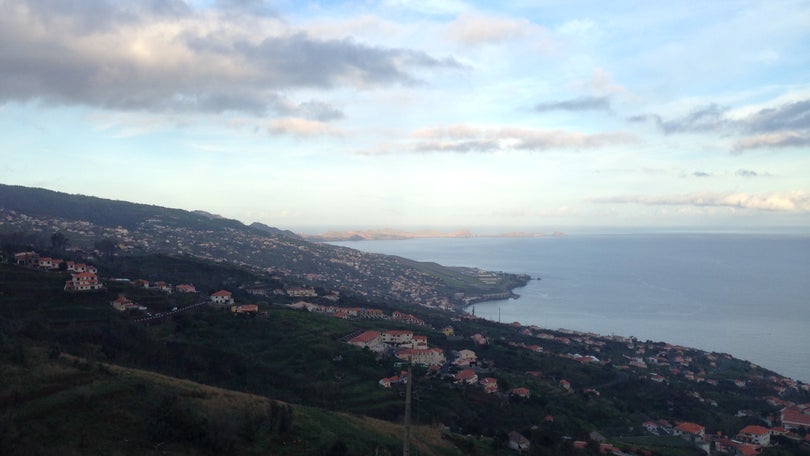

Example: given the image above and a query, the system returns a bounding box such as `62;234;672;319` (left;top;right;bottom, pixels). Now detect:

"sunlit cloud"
268;118;344;137
590;191;810;212
446;12;547;47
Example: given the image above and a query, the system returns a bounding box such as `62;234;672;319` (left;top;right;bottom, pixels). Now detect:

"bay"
332;234;810;383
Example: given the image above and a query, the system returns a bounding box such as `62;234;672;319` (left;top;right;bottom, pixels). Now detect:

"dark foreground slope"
2;261;808;456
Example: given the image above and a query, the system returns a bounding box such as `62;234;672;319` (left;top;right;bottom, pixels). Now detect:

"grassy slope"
0;346;463;456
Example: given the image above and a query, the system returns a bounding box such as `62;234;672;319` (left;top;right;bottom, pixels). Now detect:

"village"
1;208;527;311
7;247;810;455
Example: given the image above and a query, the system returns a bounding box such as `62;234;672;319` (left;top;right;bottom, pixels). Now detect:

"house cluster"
13;251;104;293
287;301;426;326
111;295;146;312
643;407;810;455
347;329;445;367
378;370;408;388
129;279;181;294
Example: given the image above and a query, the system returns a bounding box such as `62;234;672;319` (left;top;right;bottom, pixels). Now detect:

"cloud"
635;104;731;134
268;118;344;137
743;99;810;133
631;98;810;151
446;12;545;46
590;191;810;212
735;169;760;178
366;124;637;154
732;131;810;152
0;1;461;116
692;171;711;178
534;96;610;112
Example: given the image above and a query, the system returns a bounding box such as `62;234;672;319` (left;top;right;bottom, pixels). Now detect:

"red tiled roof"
456;369;476;380
349;330;380;344
739;425;770;436
384;330;413;336
676;422;705;434
211;290;232;297
782;404;810;427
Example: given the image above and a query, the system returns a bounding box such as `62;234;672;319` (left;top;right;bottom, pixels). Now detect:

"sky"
1;0;809;233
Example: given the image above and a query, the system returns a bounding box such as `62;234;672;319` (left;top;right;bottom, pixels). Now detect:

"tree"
94;238;118;260
50;231;69;251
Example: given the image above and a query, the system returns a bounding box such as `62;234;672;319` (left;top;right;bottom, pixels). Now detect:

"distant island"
302;228;566;242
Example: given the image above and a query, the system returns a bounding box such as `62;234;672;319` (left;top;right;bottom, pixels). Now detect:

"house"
441;326;455;337
38;257;58;270
455;369;478;384
674;422;705;442
559;379;572;391
210;290;234;305
111;296;136;312
781;404;810;430
14;251;39;266
131;279;150;288
64;272;103;292
379;371;408;388
286;287;317;297
394;348;445;366
453;349;477;367
176;284;197;293
347;330;382;352
381;330;413;346
737;425;771;446
412;335;428;349
642;421;659;434
509;387;531;399
232;304;259;314
153;281;172;293
480;377;498;394
72;263;97;274
507;431;530;452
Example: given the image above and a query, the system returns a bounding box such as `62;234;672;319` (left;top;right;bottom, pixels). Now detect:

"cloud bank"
591;191;810;212
0;0;460;116
630;99;810;152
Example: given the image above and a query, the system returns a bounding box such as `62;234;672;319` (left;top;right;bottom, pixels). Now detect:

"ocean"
331;233;810;383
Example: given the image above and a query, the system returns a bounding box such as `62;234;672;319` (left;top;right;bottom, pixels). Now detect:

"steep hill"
0;184;528;308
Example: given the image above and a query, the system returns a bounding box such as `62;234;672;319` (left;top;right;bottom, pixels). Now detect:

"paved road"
133;300;209;323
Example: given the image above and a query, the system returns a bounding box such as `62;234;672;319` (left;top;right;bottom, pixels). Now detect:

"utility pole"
403;363;413;456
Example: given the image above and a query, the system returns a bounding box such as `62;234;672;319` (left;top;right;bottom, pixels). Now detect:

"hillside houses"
176;283;197;293
394;348;445;366
210;289;234;305
64;271;103;292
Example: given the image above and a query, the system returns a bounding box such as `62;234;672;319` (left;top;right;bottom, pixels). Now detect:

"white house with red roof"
455;369;478;384
381;330;413;346
510;387;531;399
394;348;445;366
347;330;383;352
153;281;172;293
412;334;428;349
176;284;197;293
210;289;234;305
453;349;477;367
737;425;771;446
480;377;498;394
232;304;259;314
674;422;705;442
781;403;810;430
111;296;137;312
65;272;103;292
15;251;39;266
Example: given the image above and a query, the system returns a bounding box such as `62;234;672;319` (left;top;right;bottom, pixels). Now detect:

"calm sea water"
332;234;810;383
